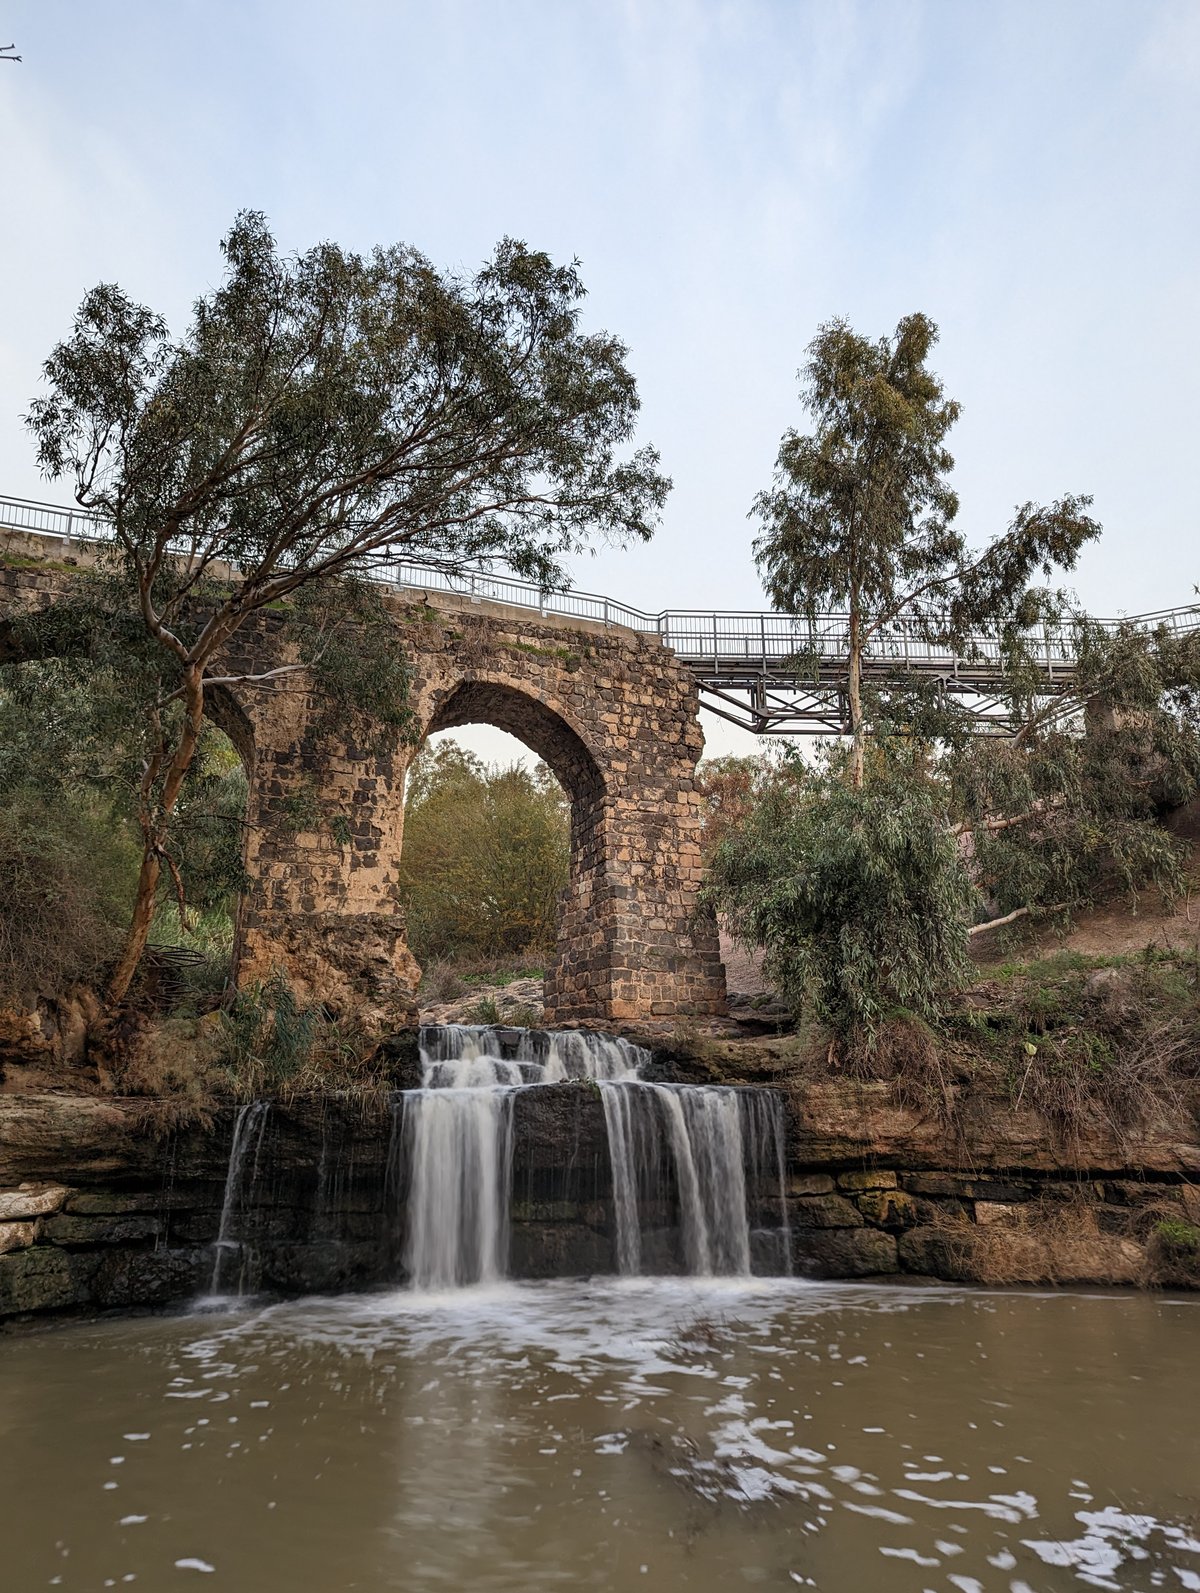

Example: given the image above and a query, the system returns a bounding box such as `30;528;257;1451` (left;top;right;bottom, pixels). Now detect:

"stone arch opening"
418;680;608;1002
426;679;604;807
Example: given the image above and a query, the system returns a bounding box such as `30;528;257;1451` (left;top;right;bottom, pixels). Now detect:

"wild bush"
0;787;139;1000
705;757;976;1044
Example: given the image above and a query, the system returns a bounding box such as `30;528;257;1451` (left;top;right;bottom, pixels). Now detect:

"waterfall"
209;1100;270;1295
401;1025;791;1289
600;1081;790;1279
399;1026;641;1290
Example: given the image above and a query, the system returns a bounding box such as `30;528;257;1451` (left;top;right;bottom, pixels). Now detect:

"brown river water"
1;1279;1196;1592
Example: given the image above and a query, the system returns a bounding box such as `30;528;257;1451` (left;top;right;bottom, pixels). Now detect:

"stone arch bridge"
0;527;727;1029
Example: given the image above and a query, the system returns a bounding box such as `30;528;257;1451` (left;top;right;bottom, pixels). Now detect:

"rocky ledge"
2;1062;1198;1325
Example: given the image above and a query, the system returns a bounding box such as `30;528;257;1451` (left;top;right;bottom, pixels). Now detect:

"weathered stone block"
898;1226;972;1280
93;1247;209;1309
855;1189;919;1230
65;1188;213;1215
837;1169;898;1192
789;1193;864;1229
788;1173;835;1196
974;1201;1022;1226
0;1183;70;1220
0;1246;100;1316
0;1221;37;1255
901;1172;1031;1202
791;1227;897;1277
42;1211;163;1246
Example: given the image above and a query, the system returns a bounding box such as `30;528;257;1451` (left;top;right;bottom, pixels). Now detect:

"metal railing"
3;491;1198;682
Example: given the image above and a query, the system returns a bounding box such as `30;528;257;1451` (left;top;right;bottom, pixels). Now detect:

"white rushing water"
399;1025;790;1290
209;1100;271;1295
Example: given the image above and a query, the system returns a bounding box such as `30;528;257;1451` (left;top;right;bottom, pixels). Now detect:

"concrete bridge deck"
3;492;1197;734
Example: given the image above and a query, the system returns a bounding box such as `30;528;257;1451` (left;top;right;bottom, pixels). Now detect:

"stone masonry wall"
0;534;727;1029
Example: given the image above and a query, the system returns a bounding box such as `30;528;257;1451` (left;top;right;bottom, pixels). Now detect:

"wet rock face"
2;1077;1198;1323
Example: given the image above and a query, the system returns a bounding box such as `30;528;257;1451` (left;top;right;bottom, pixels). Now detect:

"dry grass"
923;1196;1144;1286
105;976;396;1137
798;951;1200;1152
419;953;548;1005
105;1013;226;1136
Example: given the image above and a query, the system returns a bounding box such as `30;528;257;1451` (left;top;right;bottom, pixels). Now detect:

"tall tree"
26;212;669;1001
751;313;1101;787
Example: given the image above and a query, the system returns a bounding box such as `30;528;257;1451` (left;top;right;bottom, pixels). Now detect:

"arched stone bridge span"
0;528;725;1030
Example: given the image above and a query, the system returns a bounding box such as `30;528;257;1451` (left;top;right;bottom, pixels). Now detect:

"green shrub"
1153;1218;1200;1254
705;759;975;1043
0;787;139;1000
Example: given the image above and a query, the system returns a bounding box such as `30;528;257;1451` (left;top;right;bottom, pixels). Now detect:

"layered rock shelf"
2;1064;1197;1322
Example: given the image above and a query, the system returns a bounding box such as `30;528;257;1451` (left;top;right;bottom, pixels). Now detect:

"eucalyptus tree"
26;211;669;1002
751;312;1101;787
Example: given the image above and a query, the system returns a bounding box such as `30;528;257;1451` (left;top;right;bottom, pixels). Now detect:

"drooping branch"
953;798;1065;838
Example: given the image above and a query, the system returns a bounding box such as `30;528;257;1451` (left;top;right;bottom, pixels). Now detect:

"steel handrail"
2;492;1198;668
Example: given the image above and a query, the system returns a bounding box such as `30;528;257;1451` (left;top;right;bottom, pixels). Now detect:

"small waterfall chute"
209;1100;270;1296
399;1025;791;1290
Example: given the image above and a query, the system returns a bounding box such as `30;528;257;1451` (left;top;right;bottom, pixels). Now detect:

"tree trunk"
847;606;865;790
106;666;206;1005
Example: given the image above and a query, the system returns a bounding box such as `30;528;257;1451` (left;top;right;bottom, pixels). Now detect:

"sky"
2;0;1197;763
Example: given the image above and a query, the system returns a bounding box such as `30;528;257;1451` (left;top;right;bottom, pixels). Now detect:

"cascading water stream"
209;1100;270;1295
399;1025;791;1290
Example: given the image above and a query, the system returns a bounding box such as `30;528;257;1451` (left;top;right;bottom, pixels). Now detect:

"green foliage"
291;576;416;756
24;210;667;995
28;210;667;607
215;973;383;1098
724;311;1196;1044
0;784;139;999
696;750;796;858
1153;1219;1200;1254
704;752;976;1041
0;661;246;1000
219;974;319;1084
752;312;1099;647
752;312;963;621
751;312;1100;782
398;738;570;964
952;624;1200;921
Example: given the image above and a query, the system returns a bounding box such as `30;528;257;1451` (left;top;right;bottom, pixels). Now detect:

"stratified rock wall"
2;1075;1197;1323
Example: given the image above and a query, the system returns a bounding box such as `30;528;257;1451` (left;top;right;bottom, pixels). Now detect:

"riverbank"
2;1033;1197;1323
